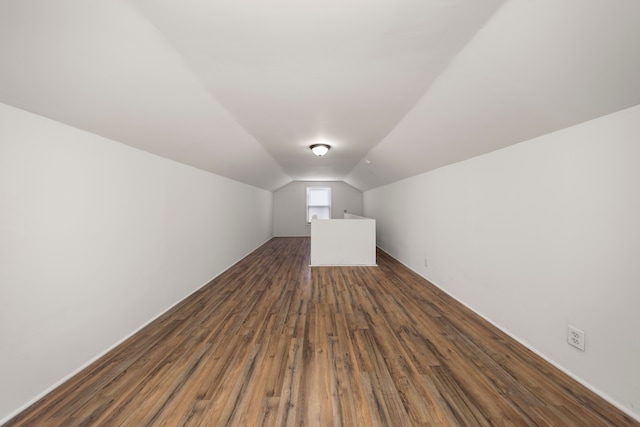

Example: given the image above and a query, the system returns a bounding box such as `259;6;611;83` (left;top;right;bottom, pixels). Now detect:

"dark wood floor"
6;237;637;426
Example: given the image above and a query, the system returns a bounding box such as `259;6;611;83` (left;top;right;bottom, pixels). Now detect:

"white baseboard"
1;237;272;426
377;246;640;423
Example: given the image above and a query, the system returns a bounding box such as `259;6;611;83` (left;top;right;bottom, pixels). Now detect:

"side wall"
0;103;274;423
273;181;363;236
363;105;640;420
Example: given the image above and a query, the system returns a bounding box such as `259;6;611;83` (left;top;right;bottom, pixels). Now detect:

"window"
307;187;331;223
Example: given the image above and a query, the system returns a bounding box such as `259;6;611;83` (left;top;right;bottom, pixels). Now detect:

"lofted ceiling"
1;0;639;192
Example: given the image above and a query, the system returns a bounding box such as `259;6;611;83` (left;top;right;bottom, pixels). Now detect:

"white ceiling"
1;0;639;191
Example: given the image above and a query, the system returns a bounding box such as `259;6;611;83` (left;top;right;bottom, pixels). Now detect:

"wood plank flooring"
5;237;637;426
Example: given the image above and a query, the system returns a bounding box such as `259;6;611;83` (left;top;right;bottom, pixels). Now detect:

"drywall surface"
344;213;368;219
310;219;376;266
273;181;362;236
0;102;273;423
363;105;640;420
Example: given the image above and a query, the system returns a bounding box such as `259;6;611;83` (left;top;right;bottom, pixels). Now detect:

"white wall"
0;103;273;423
363;105;640;420
273;181;362;236
310;219;376;266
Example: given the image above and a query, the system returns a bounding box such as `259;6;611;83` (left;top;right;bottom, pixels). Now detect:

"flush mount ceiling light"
310;143;330;157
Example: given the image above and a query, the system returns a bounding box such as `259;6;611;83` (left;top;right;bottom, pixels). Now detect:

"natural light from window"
307;187;331;223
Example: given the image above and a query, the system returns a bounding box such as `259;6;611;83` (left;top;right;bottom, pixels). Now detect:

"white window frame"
306;187;332;223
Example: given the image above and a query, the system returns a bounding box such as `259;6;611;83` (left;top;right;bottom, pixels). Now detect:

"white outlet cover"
568;326;585;351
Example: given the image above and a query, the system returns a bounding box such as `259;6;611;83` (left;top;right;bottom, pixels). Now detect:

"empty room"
1;0;639;425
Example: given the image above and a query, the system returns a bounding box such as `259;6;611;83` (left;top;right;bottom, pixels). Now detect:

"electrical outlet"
424;257;428;267
567;326;585;351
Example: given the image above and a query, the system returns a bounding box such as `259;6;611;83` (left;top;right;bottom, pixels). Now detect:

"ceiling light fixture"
310;143;330;157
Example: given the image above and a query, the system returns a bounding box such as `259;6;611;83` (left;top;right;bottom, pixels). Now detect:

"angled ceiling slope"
1;0;639;192
132;0;505;184
0;0;290;191
347;0;640;190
